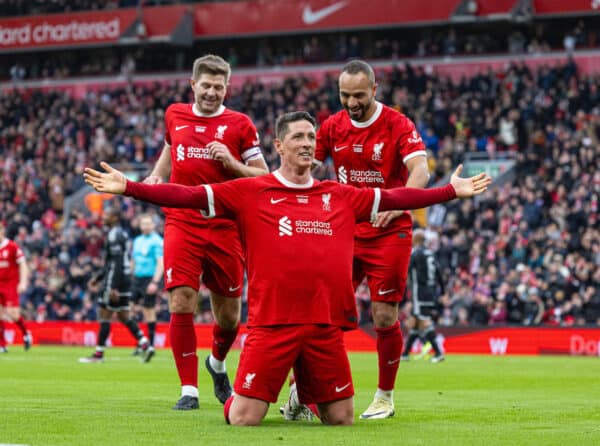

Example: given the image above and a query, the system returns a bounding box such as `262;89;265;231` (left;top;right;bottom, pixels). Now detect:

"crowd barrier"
3;322;600;356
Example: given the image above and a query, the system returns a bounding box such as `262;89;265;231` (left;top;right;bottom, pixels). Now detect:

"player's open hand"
84;162;127;194
450;165;492;198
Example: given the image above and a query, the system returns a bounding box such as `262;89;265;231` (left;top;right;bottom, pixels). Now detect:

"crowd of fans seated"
1;55;598;326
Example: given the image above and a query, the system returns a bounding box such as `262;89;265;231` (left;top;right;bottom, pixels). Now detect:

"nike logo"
378;288;396;295
229;285;241;292
334;145;348;152
302;2;347;25
387;358;401;365
335;383;351;393
182;352;195;357
270;197;287;204
175;125;189;131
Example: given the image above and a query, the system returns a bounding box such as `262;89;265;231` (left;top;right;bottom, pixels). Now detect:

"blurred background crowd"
0;0;598;327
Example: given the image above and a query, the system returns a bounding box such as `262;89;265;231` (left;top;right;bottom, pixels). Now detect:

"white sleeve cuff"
403;150;427;164
199;184;215;218
370;188;381;223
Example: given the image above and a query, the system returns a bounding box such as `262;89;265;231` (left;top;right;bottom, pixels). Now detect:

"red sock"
307;404;320;419
224;395;234;424
15;316;28;336
376;320;403;391
0;320;5;347
169;313;197;387
211;323;239;361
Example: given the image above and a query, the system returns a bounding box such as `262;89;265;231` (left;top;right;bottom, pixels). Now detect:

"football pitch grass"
1;347;600;445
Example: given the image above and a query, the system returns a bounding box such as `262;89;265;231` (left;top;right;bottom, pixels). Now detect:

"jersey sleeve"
14;244;25;264
339;184;380;223
237;115;263;163
395;115;427;164
314;119;331;165
201;178;251;219
164;104;175;146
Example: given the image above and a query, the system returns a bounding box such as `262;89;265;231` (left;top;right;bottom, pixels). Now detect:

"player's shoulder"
221;107;253;124
381;104;415;128
165;102;191;116
322;109;348;127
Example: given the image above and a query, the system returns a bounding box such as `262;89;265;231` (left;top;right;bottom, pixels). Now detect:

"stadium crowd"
0;56;598;327
3;17;598;83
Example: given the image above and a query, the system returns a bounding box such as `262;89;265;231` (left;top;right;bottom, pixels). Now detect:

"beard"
345;102;370;121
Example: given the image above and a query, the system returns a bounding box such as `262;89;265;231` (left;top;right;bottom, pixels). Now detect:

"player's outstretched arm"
84;162;127;194
449;165;491;198
84;162;209;209
379;164;491;211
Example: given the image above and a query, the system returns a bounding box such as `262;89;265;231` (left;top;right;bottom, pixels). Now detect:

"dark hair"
340;59;375;85
275;111;316;139
192;54;231;83
103;205;121;219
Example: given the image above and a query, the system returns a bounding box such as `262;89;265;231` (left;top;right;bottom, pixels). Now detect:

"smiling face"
275;119;316;171
338;71;377;122
191;73;227;115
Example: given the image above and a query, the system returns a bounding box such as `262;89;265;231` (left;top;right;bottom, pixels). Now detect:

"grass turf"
1;346;599;445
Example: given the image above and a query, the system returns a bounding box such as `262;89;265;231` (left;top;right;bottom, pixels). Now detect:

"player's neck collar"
273;170;314;188
350;101;382;128
192;103;225;117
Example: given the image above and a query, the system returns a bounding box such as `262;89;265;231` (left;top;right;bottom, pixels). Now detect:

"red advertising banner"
473;0;517;16
0;10;137;51
3;322;600;356
533;0;600;16
193;0;461;37
0;321;376;352
431;327;600;356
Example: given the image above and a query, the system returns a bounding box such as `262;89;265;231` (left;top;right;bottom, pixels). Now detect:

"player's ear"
274;138;284;155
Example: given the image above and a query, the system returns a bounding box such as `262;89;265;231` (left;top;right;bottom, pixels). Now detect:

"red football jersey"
0;238;25;286
201;171;380;329
164;103;261;225
315;102;427;238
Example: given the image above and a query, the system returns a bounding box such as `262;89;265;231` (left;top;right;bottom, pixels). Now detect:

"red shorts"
0;284;19;307
234;325;354;404
163;219;244;297
352;232;412;303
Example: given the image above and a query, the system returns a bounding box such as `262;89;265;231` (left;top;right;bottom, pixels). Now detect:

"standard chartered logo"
278;216;293;236
176;144;185;161
175;144;212;161
338;166;347;184
278;216;333;237
350;169;384;183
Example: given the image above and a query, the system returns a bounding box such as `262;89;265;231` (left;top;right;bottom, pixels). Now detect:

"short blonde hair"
192;54;231;83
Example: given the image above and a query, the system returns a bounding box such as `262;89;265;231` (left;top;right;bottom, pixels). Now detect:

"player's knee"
371;302;399;328
227;408;263;426
319;408;354;425
212;300;241;329
215;311;240;330
168;288;197;313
